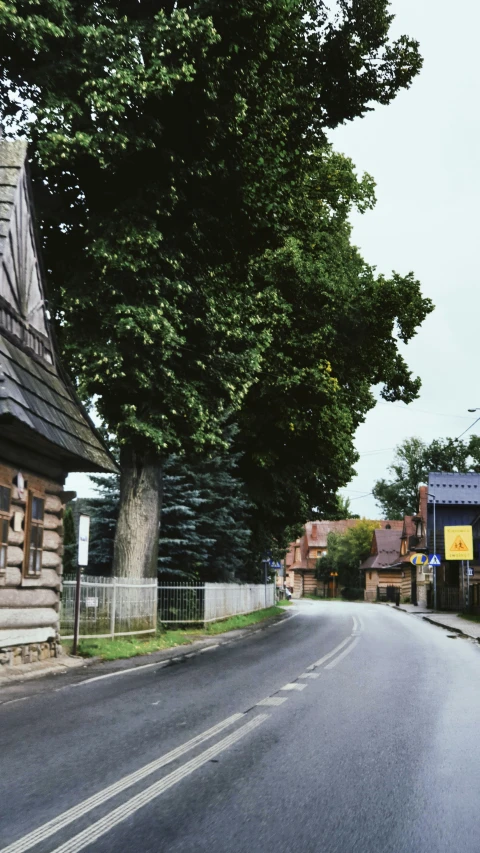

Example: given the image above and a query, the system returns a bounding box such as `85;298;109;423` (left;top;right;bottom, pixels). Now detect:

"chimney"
418;485;428;522
311;523;318;539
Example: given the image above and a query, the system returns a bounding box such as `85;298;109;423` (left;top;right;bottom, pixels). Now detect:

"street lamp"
428;492;437;610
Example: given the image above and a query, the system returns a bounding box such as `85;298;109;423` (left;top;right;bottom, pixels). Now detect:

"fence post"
110;577;117;639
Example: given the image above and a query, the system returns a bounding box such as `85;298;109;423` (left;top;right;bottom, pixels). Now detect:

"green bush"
341;587;364;601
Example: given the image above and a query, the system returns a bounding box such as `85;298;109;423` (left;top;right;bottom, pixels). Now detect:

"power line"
457;416;480;441
376;401;472;420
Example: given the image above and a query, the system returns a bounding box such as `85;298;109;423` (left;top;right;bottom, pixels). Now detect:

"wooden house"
285;519;403;598
362;490;429;605
0;139;117;666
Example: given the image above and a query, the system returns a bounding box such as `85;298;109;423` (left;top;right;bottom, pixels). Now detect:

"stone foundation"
0;638;60;667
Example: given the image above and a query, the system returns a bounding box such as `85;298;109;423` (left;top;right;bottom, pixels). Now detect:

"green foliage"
316;519;381;587
65;606;282;660
84;431;252;580
340;587;364;601
81;476;120;575
159;430;252;580
237;148;433;557
0;0;430;569
62;504;77;574
326;495;360;521
0;0;424;460
373;436;480;518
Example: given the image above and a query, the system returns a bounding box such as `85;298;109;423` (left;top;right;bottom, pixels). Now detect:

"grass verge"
457;612;480;625
62;605;284;661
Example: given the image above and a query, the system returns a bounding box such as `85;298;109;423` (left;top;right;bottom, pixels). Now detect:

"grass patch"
277;599;293;607
203;605;282;634
458;612;480;625
62;606;284;661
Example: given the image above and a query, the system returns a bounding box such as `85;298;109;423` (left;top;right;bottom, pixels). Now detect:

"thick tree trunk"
112;445;162;579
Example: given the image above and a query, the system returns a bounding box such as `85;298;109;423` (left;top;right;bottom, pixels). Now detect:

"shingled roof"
428;472;480;505
361;528;403;570
0;139;117;474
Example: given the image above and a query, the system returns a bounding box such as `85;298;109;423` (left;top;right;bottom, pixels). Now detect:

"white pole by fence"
110;577;117;639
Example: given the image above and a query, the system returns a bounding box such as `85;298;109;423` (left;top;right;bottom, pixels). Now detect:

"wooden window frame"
0;483;11;574
23;490;45;579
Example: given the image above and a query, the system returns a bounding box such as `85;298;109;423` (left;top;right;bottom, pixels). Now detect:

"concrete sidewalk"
386;602;480;640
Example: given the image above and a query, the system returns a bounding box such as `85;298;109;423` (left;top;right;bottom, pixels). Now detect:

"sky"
68;0;480;515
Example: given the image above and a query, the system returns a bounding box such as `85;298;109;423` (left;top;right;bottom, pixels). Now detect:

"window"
0;485;11;572
23;492;44;577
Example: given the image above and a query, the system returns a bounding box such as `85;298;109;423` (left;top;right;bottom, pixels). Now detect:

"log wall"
0;461;67;666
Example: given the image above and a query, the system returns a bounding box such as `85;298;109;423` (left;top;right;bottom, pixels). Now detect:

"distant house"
0;139;117;667
361;487;429;605
427;473;480;611
285;519;403;598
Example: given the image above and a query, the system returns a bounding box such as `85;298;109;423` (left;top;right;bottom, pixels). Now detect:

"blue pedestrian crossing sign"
429;554;441;567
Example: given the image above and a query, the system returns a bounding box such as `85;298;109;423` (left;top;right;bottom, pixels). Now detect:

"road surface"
1;600;480;853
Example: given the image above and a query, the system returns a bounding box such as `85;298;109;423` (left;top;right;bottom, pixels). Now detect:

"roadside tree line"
0;0;432;579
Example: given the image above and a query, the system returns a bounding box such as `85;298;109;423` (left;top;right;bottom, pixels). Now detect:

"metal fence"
60;576;158;639
158;582;275;624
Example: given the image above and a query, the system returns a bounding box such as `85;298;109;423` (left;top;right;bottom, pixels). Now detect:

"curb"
0;655;99;688
0;609;292;690
422;615;478;640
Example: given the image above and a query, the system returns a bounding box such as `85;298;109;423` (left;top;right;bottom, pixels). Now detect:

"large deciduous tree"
373;436;480;518
0;0;424;577
237;149;433;564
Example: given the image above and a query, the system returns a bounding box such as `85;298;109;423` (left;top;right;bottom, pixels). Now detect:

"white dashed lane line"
280;682;307;691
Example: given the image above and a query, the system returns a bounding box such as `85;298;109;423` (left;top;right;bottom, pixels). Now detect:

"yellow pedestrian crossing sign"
444;526;473;561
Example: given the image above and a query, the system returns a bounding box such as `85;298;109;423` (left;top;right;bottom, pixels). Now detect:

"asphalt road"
2;600;480;853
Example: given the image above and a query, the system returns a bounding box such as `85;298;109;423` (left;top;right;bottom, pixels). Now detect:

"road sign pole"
433;498;437;610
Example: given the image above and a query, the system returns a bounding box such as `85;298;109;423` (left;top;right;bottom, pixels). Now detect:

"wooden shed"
0;139;117;666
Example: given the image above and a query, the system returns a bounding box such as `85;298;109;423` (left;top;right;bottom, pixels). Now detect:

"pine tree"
191;427;252;582
157;456;212;579
82;475;120;576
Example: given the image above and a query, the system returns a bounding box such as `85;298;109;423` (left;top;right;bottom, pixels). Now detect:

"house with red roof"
362;488;430;604
285;518;403;598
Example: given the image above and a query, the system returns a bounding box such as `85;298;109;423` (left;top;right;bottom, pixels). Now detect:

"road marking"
199;645;220;653
67;659;170;688
324;637;360;670
48;716;269;853
280;682;306;691
0;713;245;853
256;697;288;706
312;636;353;668
352;616;358;632
357;617;364;631
298;672;319;679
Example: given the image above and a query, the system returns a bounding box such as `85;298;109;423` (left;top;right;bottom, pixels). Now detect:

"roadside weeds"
63;606;285;661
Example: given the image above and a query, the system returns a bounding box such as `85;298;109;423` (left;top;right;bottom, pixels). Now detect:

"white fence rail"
60;576;158;639
158;582;275;624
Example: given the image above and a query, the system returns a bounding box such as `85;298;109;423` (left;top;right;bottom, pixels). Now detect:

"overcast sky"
68;0;479;515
